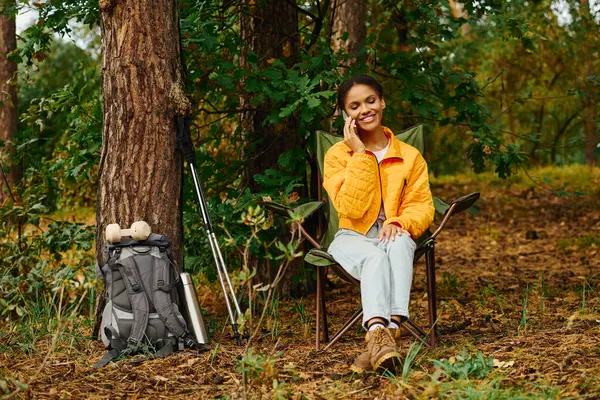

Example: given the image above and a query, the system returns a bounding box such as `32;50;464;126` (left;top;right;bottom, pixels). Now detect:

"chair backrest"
315;125;425;249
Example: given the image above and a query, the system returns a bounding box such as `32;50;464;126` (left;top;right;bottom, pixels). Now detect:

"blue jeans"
328;224;416;327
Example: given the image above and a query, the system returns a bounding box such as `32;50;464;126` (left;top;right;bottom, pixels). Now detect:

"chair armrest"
260;200;325;220
291;201;326;220
261;200;325;249
445;192;480;216
431;192;480;239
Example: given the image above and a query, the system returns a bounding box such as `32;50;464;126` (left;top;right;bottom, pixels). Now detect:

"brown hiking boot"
350;350;372;374
366;328;402;372
389;327;402;346
351;328;403;374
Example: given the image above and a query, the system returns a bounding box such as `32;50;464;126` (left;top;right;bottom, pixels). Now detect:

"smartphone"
342;110;349;121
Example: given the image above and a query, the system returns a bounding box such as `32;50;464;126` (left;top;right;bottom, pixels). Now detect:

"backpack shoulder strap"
117;256;150;348
152;250;190;340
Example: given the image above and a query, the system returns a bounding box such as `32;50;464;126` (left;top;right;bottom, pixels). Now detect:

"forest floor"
1;166;600;399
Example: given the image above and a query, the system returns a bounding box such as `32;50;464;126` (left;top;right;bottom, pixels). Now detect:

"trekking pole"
176;116;249;345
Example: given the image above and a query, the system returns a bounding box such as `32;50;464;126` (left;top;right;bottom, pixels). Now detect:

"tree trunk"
96;0;190;267
240;0;299;192
330;0;366;63
329;0;367;134
551;111;580;163
582;102;598;166
0;1;18;205
580;0;598;166
528;103;545;163
240;1;302;297
582;62;598;166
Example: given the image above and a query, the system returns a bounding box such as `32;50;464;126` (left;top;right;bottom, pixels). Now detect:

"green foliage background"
0;0;598;326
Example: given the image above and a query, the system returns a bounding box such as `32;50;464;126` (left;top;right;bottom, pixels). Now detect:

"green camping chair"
264;125;479;350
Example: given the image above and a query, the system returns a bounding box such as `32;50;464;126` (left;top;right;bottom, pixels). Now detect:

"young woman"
323;76;435;373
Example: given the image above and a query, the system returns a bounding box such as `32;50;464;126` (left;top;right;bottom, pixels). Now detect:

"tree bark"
240;1;302;297
96;0;190;267
528;103;545;163
551;110;580;163
0;1;18;205
391;3;409;52
582;105;597;166
240;0;299;192
330;0;366;63
582;62;598;166
329;0;367;134
580;0;598;166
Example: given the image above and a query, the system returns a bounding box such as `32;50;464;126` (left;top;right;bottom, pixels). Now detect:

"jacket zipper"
376;159;384;227
399;178;407;204
364;152;383;229
371;156;406;229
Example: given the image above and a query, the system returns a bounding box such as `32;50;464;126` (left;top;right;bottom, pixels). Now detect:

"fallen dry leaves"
1;177;599;399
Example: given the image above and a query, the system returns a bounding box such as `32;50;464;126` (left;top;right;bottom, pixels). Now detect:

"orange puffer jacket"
323;126;435;239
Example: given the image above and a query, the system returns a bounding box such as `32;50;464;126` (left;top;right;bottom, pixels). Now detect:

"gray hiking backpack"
95;233;198;367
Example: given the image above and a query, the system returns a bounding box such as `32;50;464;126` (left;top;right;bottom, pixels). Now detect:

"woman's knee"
387;234;416;254
361;250;391;275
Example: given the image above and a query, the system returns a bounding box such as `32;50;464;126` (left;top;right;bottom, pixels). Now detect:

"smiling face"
343;84;385;133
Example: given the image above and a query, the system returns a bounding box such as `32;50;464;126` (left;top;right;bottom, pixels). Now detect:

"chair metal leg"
315;266;330;350
320;267;329;343
404;318;428;338
425;242;437;347
322;308;363;351
316;266;322;350
402;318;432;348
298;223;322;249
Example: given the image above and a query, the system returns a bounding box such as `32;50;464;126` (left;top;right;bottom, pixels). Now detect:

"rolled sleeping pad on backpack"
180;272;209;345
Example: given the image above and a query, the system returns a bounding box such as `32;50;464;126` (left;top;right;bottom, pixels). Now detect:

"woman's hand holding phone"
343;113;366;154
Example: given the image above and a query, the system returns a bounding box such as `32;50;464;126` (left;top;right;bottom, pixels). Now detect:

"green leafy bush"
0;220;96;326
433;350;495;380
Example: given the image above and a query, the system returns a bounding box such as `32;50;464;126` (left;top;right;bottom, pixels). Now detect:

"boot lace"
372;329;394;348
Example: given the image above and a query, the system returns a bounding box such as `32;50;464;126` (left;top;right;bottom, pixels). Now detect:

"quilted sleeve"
323;149;378;219
384;153;434;238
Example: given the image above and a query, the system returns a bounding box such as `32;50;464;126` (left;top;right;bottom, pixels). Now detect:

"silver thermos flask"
180;272;209;344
